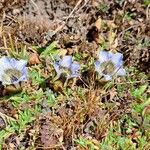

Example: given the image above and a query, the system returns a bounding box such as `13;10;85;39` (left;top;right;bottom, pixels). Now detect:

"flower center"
3;69;22;84
61;67;72;76
100;61;115;75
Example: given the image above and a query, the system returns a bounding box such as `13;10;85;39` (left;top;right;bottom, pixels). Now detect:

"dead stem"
48;0;83;37
0;111;16;126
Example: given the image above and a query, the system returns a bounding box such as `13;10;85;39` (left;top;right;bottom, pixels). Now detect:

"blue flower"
53;55;80;79
94;50;126;81
0;57;28;85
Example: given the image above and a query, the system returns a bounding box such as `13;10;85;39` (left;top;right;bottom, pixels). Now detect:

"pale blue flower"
0;57;27;85
54;55;80;79
94;50;126;81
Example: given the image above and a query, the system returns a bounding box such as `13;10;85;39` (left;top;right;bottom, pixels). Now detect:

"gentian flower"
53;55;80;79
94;50;126;81
0;57;27;85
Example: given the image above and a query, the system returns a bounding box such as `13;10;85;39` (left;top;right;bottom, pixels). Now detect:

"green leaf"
143;0;150;6
131;85;147;99
40;42;58;58
29;69;45;85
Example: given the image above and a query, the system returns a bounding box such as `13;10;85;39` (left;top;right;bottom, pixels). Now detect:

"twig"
146;4;150;21
118;24;141;41
79;76;90;88
48;0;83;37
0;12;5;35
76;0;89;13
30;0;39;10
66;0;83;21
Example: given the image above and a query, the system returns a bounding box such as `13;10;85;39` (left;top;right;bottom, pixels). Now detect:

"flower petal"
98;50;111;63
1;75;11;85
0;57;28;85
67;62;80;79
111;52;123;67
116;68;126;76
68;74;79;79
70;62;80;74
95;51;125;81
59;55;72;68
54;62;62;77
0;57;12;70
19;67;28;81
103;74;112;81
0;57;12;84
0;57;27;71
94;61;101;72
14;60;27;70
